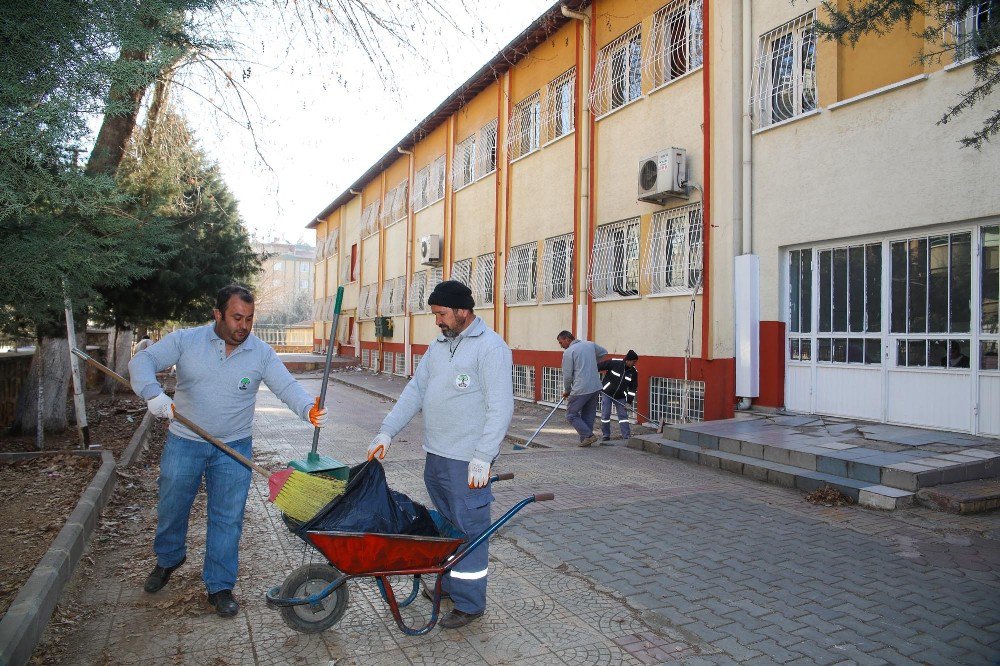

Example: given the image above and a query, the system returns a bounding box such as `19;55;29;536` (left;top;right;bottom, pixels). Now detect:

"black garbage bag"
298;459;439;538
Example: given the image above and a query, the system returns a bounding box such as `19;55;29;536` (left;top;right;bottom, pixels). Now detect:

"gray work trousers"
566;391;600;441
600;393;632;439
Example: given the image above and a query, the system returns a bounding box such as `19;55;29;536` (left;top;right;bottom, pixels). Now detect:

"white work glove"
147;393;175;420
467;456;491;489
367;432;391;461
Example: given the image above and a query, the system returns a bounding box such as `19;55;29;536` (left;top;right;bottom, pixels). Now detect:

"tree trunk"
84;48;149;178
12;337;72;435
103;326;134;393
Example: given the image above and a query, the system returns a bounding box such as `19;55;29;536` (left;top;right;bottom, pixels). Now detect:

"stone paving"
35;372;1000;665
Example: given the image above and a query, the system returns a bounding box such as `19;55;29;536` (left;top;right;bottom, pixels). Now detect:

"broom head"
269;468;346;523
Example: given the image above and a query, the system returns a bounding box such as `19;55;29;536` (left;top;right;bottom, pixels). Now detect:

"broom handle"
312;286;344;454
71;348;270;478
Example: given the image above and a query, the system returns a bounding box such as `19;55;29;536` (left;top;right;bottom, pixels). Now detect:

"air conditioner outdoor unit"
637;147;689;204
419;234;441;265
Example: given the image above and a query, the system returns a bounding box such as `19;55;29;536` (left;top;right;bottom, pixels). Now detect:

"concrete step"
629;435;914;510
658;422;1000;492
915;478;1000;514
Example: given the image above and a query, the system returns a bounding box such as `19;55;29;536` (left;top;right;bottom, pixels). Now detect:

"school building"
307;0;1000;435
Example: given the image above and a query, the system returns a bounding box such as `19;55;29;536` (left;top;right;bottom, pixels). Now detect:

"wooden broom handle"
71;348;270;478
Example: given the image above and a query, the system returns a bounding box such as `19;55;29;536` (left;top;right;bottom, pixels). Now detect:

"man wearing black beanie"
366;279;513;629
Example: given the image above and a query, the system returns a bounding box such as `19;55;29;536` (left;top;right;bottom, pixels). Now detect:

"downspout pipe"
742;0;753;256
398;146;414;375
561;4;591;339
700;0;711;362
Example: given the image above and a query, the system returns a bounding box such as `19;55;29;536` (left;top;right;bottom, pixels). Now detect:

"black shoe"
208;589;239;618
421;578;451;601
143;556;186;593
439;608;484;629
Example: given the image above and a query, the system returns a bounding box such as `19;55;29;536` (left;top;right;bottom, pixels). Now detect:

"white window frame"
507;92;541;160
360;202;380;238
647;0;703;90
475;120;498;179
541;367;564;404
512;364;536;401
590;218;641;300
473;252;496;306
379;279;394;316
543;68;576;144
452;258;473;286
380;180;408;228
644;203;703;295
953;1;1000;63
359;283;378;320
412;165;430;212
591;25;643;118
394;351;406;376
504;242;538;305
429;155;446;206
541;234;574;303
453;135;476;191
649;376;704;424
750;11;818;130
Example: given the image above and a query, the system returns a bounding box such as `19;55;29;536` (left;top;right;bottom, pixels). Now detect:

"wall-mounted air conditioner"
419;234;441;265
637;147;689;204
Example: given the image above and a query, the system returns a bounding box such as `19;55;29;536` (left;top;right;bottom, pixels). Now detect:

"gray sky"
176;0;554;245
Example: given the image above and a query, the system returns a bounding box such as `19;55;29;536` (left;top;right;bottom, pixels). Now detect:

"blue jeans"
154;431;253;593
566;391;600;441
600;393;631;439
424;453;493;614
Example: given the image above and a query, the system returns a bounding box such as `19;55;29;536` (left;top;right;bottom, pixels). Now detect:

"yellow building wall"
510;22;577;101
384;223;407;279
453;177;497;261
509;136;576;247
507;304;573;352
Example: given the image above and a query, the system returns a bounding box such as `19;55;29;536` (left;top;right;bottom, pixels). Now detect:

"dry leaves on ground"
804;485;854;507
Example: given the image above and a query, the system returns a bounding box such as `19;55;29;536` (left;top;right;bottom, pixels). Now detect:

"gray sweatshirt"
380;316;514;463
129;324;314;443
562;339;608;396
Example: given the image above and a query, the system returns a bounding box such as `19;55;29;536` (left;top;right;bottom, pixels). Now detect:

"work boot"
208;589;239;618
579;433;600;447
439;608;484;629
143;556;186;593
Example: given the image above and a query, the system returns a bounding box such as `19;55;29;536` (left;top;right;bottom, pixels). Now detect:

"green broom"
288;285;349;480
71;349;344;522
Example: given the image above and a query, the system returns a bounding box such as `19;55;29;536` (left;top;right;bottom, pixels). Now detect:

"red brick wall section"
757;321;786;409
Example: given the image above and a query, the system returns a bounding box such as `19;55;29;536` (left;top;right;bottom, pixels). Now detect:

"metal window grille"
410;270;428;313
473;253;495;306
543;68;576;143
379;278;394;316
541;367;563;403
428;266;443;294
359;283;378;320
649;376;704;424
542;234;574;302
361;348;370;368
412;165;430;211
338;317;352;344
413;353;423;372
954;1;1000;61
394;352;406;375
390;275;407;315
328;228;339;256
453;135;476;190
507;92;541;160
370;350;380;371
647;0;703;89
512;364;535;400
360;202;380;238
380;180;408;227
429;155;446;205
383;351;393;374
340;253;351;283
591;25;642;117
644;203;703;295
504;242;538;305
750;11;817;129
590;218;640;299
452;258;472;286
475;120;498;178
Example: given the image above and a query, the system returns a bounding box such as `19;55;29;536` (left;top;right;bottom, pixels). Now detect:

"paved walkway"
34;372;1000;665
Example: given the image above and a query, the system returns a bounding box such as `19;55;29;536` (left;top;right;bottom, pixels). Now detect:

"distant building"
252;240;315;321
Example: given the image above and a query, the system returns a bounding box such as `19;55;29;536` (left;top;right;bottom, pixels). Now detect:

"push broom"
71;348;345;522
287;285;349;480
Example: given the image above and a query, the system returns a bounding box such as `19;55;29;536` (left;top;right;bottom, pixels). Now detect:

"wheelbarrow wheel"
279;563;350;634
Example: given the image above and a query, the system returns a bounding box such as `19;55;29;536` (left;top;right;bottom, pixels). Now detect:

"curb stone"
119;410;154;467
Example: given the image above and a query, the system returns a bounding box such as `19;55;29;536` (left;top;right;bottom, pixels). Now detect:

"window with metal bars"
453;135;476;190
541;367;563;403
649;377;704;424
591;25;642;117
751;11;817;129
410;270;428;313
370;350;380;371
383;351;393;374
380;180;408;227
391;275;407;315
473;253;495;306
361;348;370;368
543;69;575;144
953;1;1000;62
452;258;472;286
504;242;538;305
358;283;378;320
512;364;535;400
360;202;380;238
476;120;498;178
590;218;640;299
542;234;574;302
508;92;541;160
429;156;446;205
644;203;703;295
412;165;430;211
647;0;703;89
413;353;423;372
394;352;406;376
379;279;394;316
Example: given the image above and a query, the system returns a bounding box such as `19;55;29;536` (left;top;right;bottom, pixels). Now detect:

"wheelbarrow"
266;472;554;635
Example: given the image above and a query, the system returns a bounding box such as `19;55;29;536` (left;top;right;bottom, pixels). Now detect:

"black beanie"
427;280;475;310
625;349;639;361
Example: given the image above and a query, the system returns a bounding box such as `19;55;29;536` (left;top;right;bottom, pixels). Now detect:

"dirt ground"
0;384;170;621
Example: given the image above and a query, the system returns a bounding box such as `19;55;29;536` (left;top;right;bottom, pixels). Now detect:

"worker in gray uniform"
557;330;608;447
129;285;327;618
367;280;514;629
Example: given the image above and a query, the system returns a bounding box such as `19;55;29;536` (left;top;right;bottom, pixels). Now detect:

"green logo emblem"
238;377;251;391
455;373;471;389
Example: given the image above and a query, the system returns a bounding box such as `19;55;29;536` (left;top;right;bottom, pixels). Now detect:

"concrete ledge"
916;478;1000;514
0;450;117;666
